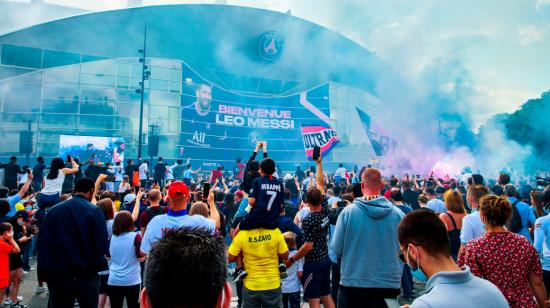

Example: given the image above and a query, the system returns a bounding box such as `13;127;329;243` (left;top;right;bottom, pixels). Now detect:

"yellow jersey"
228;228;288;291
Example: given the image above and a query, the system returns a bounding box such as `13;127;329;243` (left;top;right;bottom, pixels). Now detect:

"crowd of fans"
0;142;550;308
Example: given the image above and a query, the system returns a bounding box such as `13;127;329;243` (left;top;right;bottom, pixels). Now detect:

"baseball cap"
15;210;30;222
235;190;244;198
168;181;189;199
123;193;136;204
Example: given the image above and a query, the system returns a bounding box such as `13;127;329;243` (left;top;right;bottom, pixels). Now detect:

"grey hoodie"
331;196;404;289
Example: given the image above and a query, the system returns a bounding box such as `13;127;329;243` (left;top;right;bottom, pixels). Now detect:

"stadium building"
0;4;412;170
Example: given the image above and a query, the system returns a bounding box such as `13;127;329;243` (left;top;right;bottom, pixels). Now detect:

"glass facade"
0;43;382;169
0;56;184;160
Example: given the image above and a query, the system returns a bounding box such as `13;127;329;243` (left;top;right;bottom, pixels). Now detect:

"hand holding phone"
312;146;321;162
67;154;72;163
203;183;211;202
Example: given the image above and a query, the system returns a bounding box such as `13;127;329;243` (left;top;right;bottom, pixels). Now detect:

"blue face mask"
407;247;428;283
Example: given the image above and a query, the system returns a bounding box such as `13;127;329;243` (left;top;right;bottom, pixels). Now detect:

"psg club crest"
258;31;284;61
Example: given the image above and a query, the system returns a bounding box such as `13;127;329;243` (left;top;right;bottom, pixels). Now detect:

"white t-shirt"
139;163;148;180
141;211;216;254
335;167;347;178
41;170;66;195
281;250;303;293
460;211;485;244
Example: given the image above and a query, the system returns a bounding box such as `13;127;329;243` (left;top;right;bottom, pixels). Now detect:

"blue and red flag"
300;124;340;161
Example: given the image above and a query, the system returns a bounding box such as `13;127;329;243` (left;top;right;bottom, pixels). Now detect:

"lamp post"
136;24;150;158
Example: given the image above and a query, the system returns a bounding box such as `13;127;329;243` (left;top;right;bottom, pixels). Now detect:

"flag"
300;124;340;160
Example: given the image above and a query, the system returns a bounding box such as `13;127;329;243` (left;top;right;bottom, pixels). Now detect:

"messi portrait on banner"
180;70;332;167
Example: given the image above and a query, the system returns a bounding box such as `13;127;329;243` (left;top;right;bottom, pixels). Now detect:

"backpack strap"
445;212;458;231
512;199;520;207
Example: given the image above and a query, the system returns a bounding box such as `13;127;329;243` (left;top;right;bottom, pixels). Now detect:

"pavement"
15;259;423;307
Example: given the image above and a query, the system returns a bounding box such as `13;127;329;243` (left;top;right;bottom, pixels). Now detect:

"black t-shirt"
154;163;166;178
302;207;330;262
249;176;284;224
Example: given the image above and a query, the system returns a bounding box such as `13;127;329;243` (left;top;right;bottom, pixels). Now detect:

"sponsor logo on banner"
300;124;340;160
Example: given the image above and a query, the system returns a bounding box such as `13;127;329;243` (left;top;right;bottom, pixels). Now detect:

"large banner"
180;72;330;169
300;124;340;161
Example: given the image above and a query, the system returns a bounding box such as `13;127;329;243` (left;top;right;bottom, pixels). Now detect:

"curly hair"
479;195;512;227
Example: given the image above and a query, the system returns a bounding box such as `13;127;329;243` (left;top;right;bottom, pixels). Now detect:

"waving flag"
301;124;340;160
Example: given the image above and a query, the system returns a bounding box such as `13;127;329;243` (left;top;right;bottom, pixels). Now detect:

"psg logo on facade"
258;31;284;61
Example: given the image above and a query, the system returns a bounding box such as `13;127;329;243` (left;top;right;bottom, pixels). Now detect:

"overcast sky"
13;0;550;127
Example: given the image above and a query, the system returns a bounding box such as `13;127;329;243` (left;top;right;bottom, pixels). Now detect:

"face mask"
26;205;33;211
407;246;428;283
17;220;24;226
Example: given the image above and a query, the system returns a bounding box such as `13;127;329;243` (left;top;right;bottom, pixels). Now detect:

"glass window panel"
79;115;114;129
117;103;148;117
5;72;41;84
3;83;41;98
151;66;170;80
170;69;182;81
40;114;77;128
130;64;142;78
81;60;116;75
116;89;149;103
42;98;79;113
117;62;131;77
149;105;168;119
80;98;115;115
44;65;80;84
43;84;79;99
170;81;181;93
1;113;39;129
150;91;180;107
81;87;115;101
1;44;42;68
150;79;168;91
80;73;116;87
2;98;40;112
117;76;129;88
42;50;81;68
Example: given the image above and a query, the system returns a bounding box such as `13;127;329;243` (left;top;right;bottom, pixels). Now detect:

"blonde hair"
283;231;296;249
189;202;209;218
444;190;466;214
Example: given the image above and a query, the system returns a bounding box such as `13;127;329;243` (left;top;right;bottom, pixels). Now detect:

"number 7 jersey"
248;175;285;227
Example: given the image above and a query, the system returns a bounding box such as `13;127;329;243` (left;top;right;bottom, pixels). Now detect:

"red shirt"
0;241;13;286
458;232;542;308
211;170;223;184
237;163;245;180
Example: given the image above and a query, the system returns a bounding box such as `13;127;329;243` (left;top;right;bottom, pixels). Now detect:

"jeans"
108;284;140;308
48;274;99;308
401;264;414;298
236;280;243;307
337;285;400;308
282;291;300;308
331;261;341;303
22;241;32;271
242;286;282;308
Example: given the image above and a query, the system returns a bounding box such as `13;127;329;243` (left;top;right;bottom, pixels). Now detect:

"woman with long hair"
459;195;546;308
439;190;467;261
40;157;79;204
108;211;145;308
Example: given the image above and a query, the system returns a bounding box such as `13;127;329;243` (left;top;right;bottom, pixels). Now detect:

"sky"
11;0;550;128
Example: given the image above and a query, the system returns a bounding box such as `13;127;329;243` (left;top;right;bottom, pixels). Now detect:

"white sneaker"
35;286;48;294
23;271;29;275
4;299;12;305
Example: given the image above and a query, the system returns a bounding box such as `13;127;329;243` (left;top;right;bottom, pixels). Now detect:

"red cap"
383;190;392;199
168;181;189;199
235;190;244;198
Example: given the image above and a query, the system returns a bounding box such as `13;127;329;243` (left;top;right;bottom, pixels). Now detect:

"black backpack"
506;200;522;233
